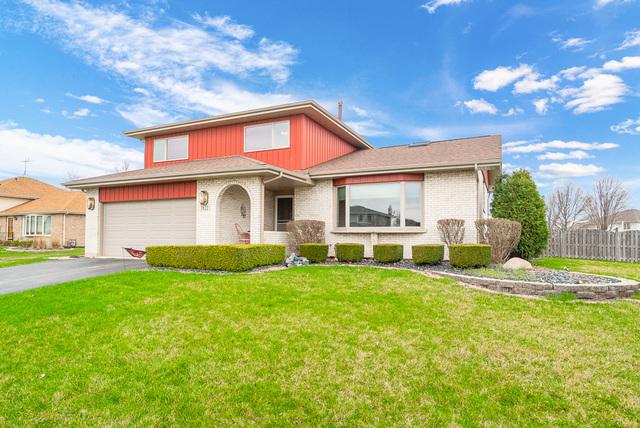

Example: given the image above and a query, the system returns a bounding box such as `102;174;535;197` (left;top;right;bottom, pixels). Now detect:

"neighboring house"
574;209;640;231
0;177;86;247
65;100;501;258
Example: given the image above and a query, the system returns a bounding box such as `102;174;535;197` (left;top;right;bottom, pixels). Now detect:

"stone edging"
430;270;640;300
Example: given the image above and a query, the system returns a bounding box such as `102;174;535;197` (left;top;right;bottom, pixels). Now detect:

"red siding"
333;173;424;187
144;114;357;170
99;181;197;203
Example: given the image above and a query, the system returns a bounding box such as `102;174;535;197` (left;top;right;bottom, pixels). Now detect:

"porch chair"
235;223;250;244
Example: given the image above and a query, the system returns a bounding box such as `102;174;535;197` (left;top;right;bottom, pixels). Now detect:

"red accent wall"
333;173;424;187
143;114;357;170
99;181;197;203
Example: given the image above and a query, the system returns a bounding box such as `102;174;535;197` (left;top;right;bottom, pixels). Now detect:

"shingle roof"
64;155;312;188
616;209;640;223
1;191;85;215
306;135;502;176
0;176;61;199
0;177;86;215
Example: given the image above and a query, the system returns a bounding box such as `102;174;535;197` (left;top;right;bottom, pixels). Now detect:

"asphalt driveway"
0;257;147;295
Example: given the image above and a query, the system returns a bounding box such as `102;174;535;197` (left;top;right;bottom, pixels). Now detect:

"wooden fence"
545;230;640;262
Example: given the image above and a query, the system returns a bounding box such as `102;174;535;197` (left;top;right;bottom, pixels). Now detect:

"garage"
102;198;196;257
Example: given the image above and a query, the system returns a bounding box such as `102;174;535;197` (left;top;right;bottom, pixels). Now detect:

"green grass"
0;246;84;268
1;267;639;426
466;266;536;281
534;257;640;281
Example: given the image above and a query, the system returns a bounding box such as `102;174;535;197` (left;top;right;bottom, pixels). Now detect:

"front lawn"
0;246;84;268
1;266;639;426
534;257;640;281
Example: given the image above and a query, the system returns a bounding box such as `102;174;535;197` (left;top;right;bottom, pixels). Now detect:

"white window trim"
244;120;291;153
274;195;294;231
153;135;189;163
23;214;52;237
333;182;425;232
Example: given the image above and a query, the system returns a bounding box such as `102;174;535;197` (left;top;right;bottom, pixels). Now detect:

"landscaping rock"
503;257;533;271
285;253;309;267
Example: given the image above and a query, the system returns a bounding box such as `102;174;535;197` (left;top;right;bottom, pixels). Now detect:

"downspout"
62;212;66;248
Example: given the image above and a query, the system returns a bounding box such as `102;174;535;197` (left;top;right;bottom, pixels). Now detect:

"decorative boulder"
503;257;533;271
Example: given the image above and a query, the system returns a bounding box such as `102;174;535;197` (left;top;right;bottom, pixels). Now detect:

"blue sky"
0;0;639;204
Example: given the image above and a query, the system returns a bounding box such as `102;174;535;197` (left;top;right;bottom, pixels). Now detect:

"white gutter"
263;171;284;184
309;161;502;179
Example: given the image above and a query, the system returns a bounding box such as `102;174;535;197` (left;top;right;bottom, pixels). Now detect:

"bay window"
335;181;423;229
153;135;189;162
24;215;52;236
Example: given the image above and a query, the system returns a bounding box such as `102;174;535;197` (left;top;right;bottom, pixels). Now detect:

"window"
336;181;423;229
24;215;52;236
153;135;188;162
244;120;290;152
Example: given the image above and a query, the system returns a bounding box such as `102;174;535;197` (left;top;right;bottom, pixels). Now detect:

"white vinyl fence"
546;230;640;262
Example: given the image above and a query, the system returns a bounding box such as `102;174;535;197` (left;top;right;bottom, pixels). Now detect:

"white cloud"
536;150;593;160
538;163;604;178
66;93;107;104
558;66;587;81
505;139;619;154
22;0;298;124
552;36;593;51
458;98;498;114
618;29;640;50
503;107;524;117
345;119;389;137
34;97;45;103
611;116;640;134
0;122;143;181
602;56;640;72
420;0;468;14
133;87;150;96
73;108;90;117
533;98;549;115
116;104;180;128
193;15;255;40
594;0;636;8
562;74;628;114
351;106;369;118
473;64;533;91
503;140;530;148
513;73;558;94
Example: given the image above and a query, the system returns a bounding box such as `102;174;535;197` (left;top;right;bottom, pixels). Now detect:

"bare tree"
114;160;130;173
547;182;586;231
584;177;628;230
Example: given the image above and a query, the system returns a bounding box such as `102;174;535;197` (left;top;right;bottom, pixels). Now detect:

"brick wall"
295;169;479;258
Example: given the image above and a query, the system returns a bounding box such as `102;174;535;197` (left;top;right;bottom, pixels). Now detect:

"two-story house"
65;100;502;258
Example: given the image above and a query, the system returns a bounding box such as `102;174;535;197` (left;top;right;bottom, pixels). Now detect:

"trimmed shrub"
300;243;329;263
373;244;403;263
492;170;548;260
412;244;444;265
287;220;325;253
335;243;364;262
1;240;33;248
448;244;491;268
146;244;286;272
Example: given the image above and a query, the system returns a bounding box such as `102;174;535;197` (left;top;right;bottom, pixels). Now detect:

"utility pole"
22;158;32;176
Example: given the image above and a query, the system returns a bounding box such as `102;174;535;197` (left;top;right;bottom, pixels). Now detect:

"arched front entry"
216;184;252;244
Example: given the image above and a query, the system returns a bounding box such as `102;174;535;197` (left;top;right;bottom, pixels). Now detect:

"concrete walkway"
0;257;147;295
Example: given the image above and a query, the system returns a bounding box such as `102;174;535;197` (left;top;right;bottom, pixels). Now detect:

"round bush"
299;243;329;263
448;244;491;268
412;244;444;265
335;243;365;262
373;244;403;263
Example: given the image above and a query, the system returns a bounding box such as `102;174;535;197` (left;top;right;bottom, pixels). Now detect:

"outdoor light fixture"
87;197;96;211
199;190;209;206
240;203;247;218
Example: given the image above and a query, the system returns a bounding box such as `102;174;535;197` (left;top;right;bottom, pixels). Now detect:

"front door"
7;217;13;241
275;196;293;232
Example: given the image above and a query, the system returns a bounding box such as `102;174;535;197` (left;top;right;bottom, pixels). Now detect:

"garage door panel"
102;199;196;257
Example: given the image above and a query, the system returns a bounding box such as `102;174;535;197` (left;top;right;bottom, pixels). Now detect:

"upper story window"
336;181;423;229
244;120;290;152
153;135;189;162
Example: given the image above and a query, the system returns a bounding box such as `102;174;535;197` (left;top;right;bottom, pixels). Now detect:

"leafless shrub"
287;220;325;253
476;218;522;264
437;219;465;245
31;237;48;250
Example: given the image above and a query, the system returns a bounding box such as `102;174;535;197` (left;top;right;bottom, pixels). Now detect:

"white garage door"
102;198;196;257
